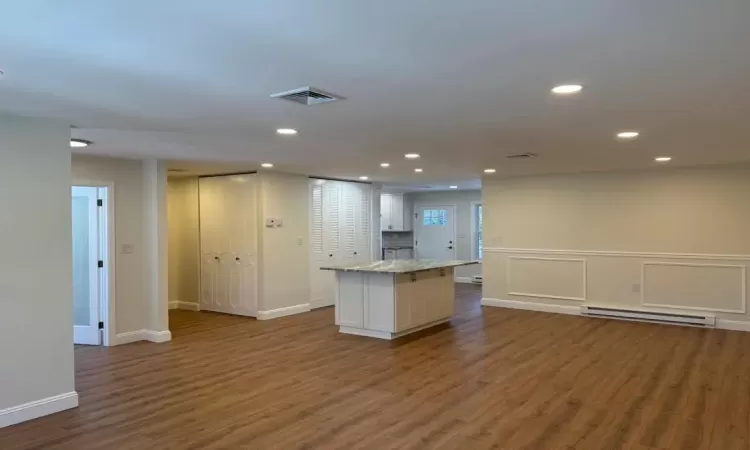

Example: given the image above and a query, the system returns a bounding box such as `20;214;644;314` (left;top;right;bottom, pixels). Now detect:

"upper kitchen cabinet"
381;193;413;231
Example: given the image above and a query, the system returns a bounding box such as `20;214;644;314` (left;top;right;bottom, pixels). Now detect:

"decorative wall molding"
113;329;172;345
507;256;587;302
484;247;750;261
257;303;311;320
640;261;747;314
482;297;750;333
0;392;78;428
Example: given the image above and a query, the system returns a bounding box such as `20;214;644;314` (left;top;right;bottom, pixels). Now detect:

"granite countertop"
320;259;479;274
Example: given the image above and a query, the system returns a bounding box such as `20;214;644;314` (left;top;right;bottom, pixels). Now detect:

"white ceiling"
1;1;749;188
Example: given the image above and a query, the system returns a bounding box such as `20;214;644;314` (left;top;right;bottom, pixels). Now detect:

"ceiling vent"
270;86;343;106
505;152;538;159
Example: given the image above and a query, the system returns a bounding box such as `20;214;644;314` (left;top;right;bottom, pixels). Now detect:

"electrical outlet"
631;283;641;293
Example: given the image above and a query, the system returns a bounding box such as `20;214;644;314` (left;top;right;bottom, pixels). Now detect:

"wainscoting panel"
642;262;746;313
507;256;587;301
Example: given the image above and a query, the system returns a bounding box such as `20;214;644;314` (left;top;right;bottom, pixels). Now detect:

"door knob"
329;254;333;257
447;246;453;250
235;257;240;261
214;256;220;261
354;252;358;255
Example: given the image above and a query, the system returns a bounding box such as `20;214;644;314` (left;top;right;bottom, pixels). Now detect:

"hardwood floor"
2;284;750;449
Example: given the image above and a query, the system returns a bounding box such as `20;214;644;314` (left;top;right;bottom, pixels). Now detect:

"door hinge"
97;199;103;207
98;321;104;330
98;260;104;268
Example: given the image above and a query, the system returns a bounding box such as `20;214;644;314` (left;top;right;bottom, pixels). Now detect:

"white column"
142;159;171;339
0;116;77;426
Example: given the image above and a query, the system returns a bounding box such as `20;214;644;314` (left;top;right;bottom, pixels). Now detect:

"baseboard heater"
472;276;483;284
580;305;715;328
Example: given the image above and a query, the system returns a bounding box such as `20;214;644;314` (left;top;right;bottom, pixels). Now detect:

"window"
473;203;483;260
422;209;447;226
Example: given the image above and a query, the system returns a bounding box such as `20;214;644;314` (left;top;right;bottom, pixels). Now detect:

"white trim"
470;201;482;261
168;301;179;310
484;247;750;261
480;298;581;315
507;256;587;302
640;262;747;314
72;180;115;347
454;276;473;284
257;303;311;320
340;318;451;340
481;297;750;332
112;329;172;345
0;392;79;428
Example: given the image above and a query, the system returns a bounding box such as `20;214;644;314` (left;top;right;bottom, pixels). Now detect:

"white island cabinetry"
323;260;478;339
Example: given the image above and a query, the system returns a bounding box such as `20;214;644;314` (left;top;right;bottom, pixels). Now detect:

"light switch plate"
265;218;276;227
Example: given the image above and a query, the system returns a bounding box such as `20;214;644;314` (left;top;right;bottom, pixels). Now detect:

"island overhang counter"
321;260;479;340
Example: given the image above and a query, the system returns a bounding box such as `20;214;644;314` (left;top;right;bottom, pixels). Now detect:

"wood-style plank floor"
2;284;750;449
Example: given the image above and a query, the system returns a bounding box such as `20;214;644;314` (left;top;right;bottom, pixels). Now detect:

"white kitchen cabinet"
380;193;412;231
199;174;258;317
310;179;373;308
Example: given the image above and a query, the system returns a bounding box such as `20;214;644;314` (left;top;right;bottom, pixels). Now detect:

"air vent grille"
505;153;538;159
271;87;343;106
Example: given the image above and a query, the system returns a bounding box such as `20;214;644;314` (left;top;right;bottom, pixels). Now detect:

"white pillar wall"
0;116;78;427
142;159;171;339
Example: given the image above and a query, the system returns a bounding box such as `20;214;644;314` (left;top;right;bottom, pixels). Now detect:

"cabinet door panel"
390;194;404;230
381;194;392;231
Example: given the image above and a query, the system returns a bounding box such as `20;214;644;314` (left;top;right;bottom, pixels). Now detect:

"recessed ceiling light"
70;139;92;148
276;128;298;135
405;153;420;159
380;162;390;168
616;131;640;139
449;186;458;189
358;176;369;180
654;157;672;162
260;163;274;168
551;84;583;95
484;168;497;174
414;168;423;173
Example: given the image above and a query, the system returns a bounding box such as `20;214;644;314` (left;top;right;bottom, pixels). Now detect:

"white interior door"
414;205;457;260
72;186;101;345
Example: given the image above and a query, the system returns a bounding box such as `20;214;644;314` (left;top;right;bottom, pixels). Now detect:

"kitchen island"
320;259;479;340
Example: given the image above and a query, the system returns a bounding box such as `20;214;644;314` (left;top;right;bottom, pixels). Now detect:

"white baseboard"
113;329;172;345
716;319;750;332
481;298;580;316
454;277;473;284
482;297;750;332
177;301;200;311
0;391;78;428
257;303;311;320
169;301;200;311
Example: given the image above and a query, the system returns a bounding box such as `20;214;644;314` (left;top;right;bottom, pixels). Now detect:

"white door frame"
470;201;482;261
412;203;458;260
73;180;115;346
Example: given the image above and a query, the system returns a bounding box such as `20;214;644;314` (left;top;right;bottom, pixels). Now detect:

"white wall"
72;155;169;340
257;172;311;313
167;177;200;308
407;190;482;279
482;166;750;325
0;116;77;425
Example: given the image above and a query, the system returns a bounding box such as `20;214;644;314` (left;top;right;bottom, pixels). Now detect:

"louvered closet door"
340;182;359;265
309;181;328;308
354;183;372;263
199;177;225;313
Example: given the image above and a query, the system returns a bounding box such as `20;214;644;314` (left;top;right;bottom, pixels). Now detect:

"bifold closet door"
199;175;258;317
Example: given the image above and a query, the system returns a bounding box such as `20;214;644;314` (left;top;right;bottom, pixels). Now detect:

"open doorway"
71;185;110;345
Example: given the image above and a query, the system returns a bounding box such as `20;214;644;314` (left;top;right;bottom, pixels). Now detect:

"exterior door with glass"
415;205;457;260
72;186;102;345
